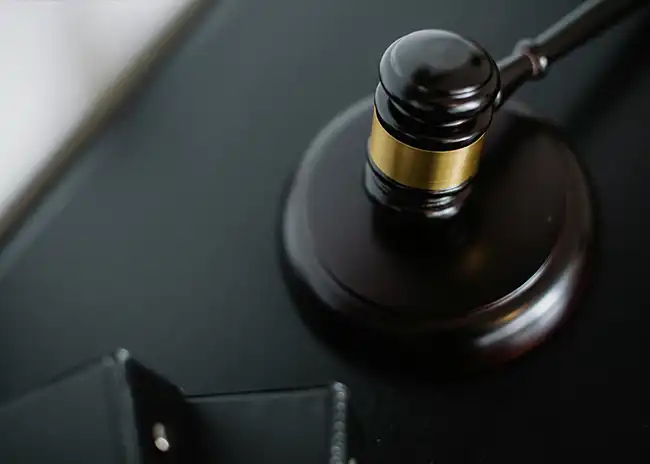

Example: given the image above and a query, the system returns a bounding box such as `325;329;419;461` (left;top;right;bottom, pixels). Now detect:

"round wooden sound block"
281;97;594;369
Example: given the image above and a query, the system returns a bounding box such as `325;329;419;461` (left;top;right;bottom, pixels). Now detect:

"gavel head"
367;30;501;210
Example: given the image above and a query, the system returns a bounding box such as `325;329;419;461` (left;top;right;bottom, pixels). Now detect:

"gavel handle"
497;0;647;106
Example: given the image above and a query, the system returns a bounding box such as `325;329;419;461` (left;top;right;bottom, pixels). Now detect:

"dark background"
0;0;649;462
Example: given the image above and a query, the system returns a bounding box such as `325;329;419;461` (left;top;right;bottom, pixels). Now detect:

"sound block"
281;97;595;369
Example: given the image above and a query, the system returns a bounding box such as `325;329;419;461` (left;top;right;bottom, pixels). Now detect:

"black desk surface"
1;0;649;462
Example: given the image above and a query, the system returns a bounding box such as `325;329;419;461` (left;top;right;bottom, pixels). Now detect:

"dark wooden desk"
0;1;648;462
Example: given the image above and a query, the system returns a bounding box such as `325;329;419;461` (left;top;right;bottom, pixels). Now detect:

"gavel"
281;0;646;369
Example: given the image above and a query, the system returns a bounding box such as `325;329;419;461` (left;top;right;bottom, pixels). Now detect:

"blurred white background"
0;0;197;230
